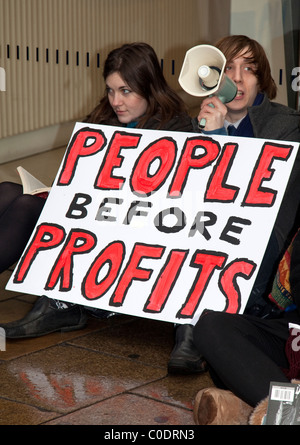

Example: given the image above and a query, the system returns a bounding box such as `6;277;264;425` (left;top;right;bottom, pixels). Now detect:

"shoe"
194;387;253;425
167;324;207;374
85;307;117;319
0;296;88;339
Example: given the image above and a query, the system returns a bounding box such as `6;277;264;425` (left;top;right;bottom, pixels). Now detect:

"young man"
199;35;300;309
193;227;300;425
167;35;300;375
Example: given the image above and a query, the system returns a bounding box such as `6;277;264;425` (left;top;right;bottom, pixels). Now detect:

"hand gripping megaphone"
178;45;237;129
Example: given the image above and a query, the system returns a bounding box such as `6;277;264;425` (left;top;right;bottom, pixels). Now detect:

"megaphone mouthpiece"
198;65;220;90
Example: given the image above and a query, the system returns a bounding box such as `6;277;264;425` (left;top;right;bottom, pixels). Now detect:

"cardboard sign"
6;123;299;325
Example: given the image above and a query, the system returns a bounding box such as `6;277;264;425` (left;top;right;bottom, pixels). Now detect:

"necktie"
227;125;236;136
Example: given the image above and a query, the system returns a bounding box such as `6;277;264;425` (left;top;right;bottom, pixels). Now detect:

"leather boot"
0;296;87;338
167;324;207;374
194;387;253;425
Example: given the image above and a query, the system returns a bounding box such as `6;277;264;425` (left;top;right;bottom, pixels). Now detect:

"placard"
6;123;299;325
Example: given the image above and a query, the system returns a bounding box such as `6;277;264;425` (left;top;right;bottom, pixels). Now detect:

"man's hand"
197;96;227;131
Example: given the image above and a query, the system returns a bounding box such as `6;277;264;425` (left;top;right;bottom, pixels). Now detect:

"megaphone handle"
198;118;207;129
198;101;214;130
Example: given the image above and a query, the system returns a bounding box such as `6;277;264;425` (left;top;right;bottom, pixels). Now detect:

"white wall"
230;0;288;105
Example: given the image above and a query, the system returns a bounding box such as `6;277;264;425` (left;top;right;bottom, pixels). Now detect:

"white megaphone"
179;45;237;129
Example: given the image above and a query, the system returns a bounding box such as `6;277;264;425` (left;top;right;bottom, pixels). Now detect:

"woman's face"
106;72;148;124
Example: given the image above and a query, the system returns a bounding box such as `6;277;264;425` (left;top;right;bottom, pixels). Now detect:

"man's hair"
215;35;277;100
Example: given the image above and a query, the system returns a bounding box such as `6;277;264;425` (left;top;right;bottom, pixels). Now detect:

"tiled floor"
0;146;213;425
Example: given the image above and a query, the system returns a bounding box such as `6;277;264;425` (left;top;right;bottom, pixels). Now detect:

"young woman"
0;43;194;343
0;42;192;276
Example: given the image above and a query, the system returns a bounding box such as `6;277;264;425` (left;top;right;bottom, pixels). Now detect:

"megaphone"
179;45;237;129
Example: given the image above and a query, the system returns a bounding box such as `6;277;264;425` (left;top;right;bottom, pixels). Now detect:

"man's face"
225;48;260;122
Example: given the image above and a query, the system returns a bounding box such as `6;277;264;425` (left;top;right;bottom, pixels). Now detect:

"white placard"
6;123;299;325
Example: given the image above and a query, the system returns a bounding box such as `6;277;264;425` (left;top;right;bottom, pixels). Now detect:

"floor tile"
0;298;34;323
0;344;166;414
68;316;175;369
0;270;21;301
44;393;194;425
131;372;213;411
0;398;59;425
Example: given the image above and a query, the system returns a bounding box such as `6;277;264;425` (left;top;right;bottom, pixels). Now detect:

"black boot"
168;324;207;374
0;296;87;339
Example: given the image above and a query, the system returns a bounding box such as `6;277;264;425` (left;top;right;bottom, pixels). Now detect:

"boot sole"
5;321;87;339
168;358;207;375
